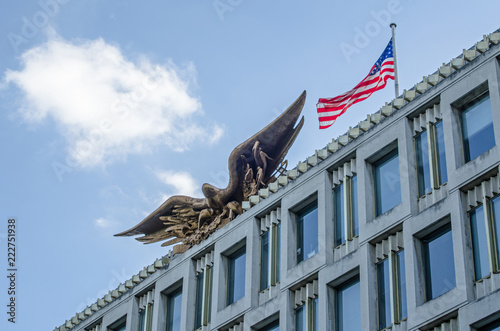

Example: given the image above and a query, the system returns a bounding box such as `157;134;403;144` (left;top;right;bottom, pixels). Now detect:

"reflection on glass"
416;130;432;197
336;278;361;331
276;223;281;283
207;267;213;322
227;248;246;305
492;196;500;268
297;203;318;263
166;288;182;331
470;206;490;281
396;250;407;320
434;121;448;185
311;297;318;331
194;272;204;329
461;93;495;162
295;305;305;331
138;310;145;331
351;175;359;237
377;259;391;330
334;184;345;246
374;150;401;216
260;231;270;291
261;320;279;331
423;226;456;301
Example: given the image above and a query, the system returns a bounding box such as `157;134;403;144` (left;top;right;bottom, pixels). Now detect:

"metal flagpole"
390;23;400;97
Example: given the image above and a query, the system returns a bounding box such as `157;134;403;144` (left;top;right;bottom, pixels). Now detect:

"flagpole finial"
390;22;397;28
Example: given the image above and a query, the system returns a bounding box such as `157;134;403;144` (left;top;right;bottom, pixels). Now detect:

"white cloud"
4;34;223;167
94;218;113;228
156;170;199;199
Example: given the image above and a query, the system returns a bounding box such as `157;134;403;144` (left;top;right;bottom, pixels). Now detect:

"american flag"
317;38;395;129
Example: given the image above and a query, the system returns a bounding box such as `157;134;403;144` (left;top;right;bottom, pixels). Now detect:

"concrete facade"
57;30;500;331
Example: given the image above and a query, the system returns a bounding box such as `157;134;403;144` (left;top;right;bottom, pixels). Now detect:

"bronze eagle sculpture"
115;91;306;254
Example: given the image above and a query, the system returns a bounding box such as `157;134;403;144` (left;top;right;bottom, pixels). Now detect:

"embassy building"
56;29;500;331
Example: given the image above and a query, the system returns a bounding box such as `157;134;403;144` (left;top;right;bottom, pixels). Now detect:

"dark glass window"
312;297;319;331
194;272;204;329
336;278;361;331
275;223;281;283
334;175;358;247
377;259;391;330
470;206;490;281
166;288;182;331
138;310;145;331
396;250;407;321
435;121;448;185
227;247;246;305
296;203;318;264
334;184;345;246
295;305;305;331
423;225;456;301
461;92;495;162
261;222;280;292
138;301;152;331
114;322;126;331
481;319;500;331
492;196;500;268
374;149;401;216
260;231;270;291
261;320;279;331
351;175;359;237
415;130;432;197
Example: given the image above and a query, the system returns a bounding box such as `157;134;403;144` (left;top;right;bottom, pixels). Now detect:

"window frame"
226;246;246;306
335;277;361;331
165;287;182;331
468;194;500;283
333;174;358;248
194;265;213;329
296;202;319;264
260;221;281;292
373;148;402;217
137;289;154;331
294;281;319;331
376;249;407;330
422;224;456;302
458;89;495;163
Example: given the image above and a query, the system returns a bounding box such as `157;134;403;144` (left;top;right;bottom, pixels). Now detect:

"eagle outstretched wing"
115;91;306;249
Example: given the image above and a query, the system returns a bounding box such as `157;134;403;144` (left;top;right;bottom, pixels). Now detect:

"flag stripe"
317;68;395;112
317;39;395;129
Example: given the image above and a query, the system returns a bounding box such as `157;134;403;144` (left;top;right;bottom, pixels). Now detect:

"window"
165;288;182;331
334;175;358;247
294;280;318;331
194;261;213;329
260;208;281;292
108;317;126;331
295;298;318;331
470;205;490;281
376;250;407;330
373;149;401;216
260;223;281;291
469;194;500;282
260;320;279;331
414;120;448;198
296;202;318;264
336;277;361;331
137;290;154;331
422;224;456;301
461;91;495;162
227;247;246;305
480;319;500;331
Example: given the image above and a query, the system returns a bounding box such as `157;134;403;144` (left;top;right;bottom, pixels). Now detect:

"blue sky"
0;0;498;330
